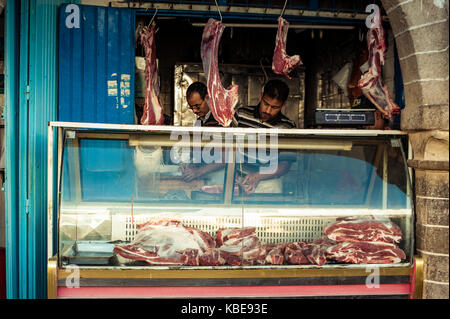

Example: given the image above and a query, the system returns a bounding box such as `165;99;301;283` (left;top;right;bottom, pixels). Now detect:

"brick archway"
381;0;449;299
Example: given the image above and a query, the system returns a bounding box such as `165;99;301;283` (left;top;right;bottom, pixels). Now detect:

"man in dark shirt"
233;79;296;129
186;81;219;127
233;79;296;193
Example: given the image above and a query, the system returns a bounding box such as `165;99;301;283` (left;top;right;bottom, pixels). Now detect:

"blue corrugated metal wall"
5;0;80;299
58;4;135;124
58;4;137;206
4;0;20;299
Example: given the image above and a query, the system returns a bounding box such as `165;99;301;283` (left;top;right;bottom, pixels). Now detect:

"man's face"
187;92;209;118
259;94;285;122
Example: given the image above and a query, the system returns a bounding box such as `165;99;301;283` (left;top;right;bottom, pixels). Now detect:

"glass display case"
49;123;414;271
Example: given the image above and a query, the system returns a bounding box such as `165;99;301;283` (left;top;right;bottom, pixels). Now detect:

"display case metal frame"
47;121;421;299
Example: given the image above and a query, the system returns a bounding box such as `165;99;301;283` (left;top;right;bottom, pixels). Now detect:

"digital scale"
314;108;376;127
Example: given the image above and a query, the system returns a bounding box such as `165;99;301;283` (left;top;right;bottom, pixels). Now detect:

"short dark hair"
186;81;208;100
263;79;289;103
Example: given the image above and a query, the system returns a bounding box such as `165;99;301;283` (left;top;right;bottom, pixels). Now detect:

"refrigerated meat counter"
47;122;422;298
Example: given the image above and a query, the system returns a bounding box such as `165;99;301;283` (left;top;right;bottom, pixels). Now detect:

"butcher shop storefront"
7;0;445;300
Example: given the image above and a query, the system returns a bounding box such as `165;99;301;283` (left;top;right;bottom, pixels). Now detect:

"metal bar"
47;125;54;260
18;0;31;299
223;150;236;205
56;265;412;279
130;3;372;21
413;256;424;299
47;255;58;299
382;145;388;210
57;128;63;208
4;0;21;299
49;121;407;136
190;22;355;29
129;134;353;150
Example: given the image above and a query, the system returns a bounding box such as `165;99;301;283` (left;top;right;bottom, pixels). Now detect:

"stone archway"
381;0;449;299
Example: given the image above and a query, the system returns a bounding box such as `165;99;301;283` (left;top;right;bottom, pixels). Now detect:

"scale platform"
315;108;375;127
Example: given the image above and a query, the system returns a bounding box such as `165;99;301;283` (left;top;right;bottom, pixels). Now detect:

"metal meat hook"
148;6;158;27
214;0;223;22
280;0;288;18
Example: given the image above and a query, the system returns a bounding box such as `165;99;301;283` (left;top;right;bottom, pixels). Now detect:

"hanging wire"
280;0;288;18
214;0;223;22
148;6;158;27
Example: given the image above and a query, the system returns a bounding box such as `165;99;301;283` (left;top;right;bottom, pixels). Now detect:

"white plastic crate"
111;213;334;244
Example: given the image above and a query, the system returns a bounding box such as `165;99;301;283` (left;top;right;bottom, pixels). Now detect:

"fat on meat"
357;10;401;120
199;248;226;266
284;245;309;265
324;216;403;244
215;227;256;247
201;18;239;127
139;25;165;125
265;246;285;265
213;227;261;266
326;241;406;264
301;238;336;266
114;219;214;265
272;17;303;79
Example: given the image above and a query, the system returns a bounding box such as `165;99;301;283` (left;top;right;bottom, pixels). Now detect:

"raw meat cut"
326;241;406;264
264;246;285;265
223;235;259;248
114;244;183;265
358;9;401;120
272;17;303;79
201;184;240;195
199;249;226;266
215;227;256;247
181;249;200;266
139;25;165;125
214;227;262;265
324;216;403;244
114;219;214;265
301;238;336;266
284;243;309;265
201;18;239;127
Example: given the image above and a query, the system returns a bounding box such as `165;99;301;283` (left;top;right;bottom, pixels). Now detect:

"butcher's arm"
181;162;225;182
242;161;291;194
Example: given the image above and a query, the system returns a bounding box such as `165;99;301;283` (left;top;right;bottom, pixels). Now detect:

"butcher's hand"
242;173;262;195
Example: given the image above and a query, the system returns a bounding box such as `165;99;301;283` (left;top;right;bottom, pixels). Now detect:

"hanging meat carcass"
358;10;401;120
272;17;303;79
139;25;165;125
200;18;239;127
